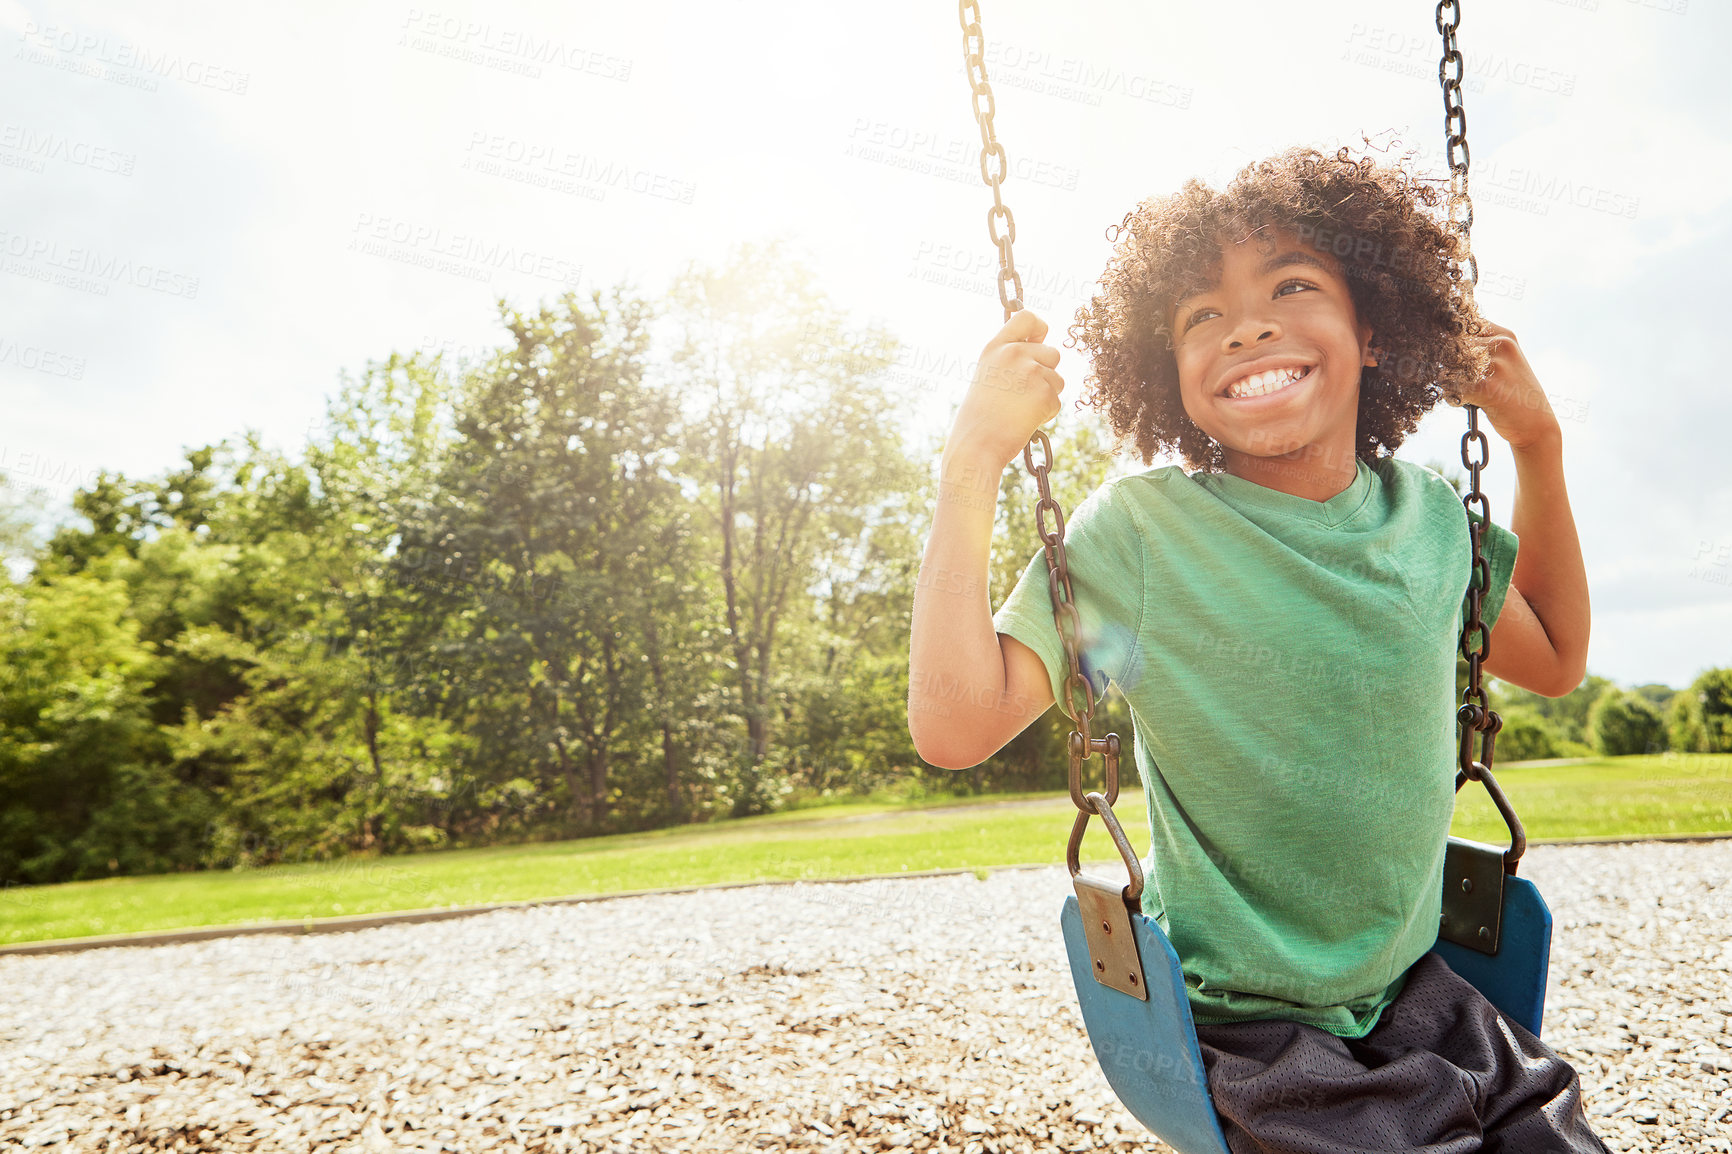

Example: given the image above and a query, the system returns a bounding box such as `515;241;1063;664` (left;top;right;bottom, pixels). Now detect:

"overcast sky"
4;0;1727;690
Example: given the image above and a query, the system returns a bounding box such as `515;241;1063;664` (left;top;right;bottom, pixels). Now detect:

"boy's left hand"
1453;320;1560;452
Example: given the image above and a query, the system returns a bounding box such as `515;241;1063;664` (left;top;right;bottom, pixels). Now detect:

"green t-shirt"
991;455;1518;1038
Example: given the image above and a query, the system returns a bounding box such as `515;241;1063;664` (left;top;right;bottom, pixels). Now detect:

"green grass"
1449;752;1732;843
3;754;1728;947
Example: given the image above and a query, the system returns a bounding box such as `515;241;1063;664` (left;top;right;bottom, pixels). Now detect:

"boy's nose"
1223;320;1281;352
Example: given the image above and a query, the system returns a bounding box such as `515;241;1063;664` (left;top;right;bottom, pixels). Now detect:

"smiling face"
1169;227;1378;491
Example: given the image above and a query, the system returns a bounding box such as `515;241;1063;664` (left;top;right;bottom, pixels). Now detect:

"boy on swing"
907;147;1604;1152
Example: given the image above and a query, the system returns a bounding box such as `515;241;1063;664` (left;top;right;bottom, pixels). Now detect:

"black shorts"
1192;952;1611;1154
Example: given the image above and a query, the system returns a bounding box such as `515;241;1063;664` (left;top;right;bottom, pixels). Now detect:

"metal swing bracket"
1439;705;1526;955
1440;837;1506;954
1066;733;1150;1000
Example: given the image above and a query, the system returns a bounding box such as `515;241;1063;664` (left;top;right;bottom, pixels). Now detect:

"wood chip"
1;843;1729;1151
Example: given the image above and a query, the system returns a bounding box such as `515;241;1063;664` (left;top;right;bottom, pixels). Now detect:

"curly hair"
1066;145;1490;471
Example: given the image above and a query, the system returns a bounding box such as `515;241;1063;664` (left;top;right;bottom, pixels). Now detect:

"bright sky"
4;0;1728;689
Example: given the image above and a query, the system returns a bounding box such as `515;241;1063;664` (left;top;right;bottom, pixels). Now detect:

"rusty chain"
1437;0;1479;298
959;0;1024;321
958;0;1127;890
1439;1;1521;871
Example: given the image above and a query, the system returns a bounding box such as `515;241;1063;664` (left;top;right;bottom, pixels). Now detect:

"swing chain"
1028;432;1098;762
959;3;1127;886
960;0;1025;319
1439;2;1522;874
1436;0;1478;295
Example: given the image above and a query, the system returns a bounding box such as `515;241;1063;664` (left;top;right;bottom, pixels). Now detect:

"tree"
296;350;471;852
399;286;687;834
0;475;44;578
1630;682;1676;713
1491;673;1612;747
1587;686;1668;757
1492;706;1563;763
0;570;211;884
1667;667;1732;754
663;238;920;816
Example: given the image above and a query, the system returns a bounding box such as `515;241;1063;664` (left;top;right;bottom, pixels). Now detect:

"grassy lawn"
2;754;1728;947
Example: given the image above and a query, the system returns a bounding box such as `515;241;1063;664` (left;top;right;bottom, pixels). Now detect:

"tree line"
1;240;1727;887
0;242;1129;886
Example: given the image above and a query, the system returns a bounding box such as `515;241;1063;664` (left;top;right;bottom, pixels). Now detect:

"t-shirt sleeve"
991;482;1145;721
1465;511;1519;646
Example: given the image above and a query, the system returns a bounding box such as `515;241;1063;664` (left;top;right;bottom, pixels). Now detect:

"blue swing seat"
1060;840;1554;1154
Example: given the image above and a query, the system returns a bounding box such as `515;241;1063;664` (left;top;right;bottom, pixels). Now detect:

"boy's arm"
909;310;1065;769
1460;321;1591;698
907;444;1054;769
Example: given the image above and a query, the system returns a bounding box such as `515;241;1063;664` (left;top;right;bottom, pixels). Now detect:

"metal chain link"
958;0;1120;835
1436;0;1479;300
960;0;1025;320
1439;0;1520;871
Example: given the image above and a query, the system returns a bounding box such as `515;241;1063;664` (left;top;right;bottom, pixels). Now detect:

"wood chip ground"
2;840;1729;1152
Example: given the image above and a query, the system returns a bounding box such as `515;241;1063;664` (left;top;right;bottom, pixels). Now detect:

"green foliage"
0;571;213;883
1667;667;1732;753
1587;686;1669;757
0;241;956;884
1492;706;1563;762
0;475;46;574
1630;682;1677;713
1490;673;1614;746
663;238;922;817
1668;692;1709;754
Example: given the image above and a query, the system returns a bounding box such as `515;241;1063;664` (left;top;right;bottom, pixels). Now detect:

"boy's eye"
1180;280;1319;332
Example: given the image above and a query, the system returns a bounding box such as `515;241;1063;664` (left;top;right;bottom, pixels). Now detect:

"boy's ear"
1361;326;1381;367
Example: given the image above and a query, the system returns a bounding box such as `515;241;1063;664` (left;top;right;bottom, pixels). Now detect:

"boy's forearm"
907;446;1013;768
1504;427;1590;687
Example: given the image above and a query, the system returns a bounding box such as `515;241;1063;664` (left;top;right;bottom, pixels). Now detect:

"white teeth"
1226;366;1308;399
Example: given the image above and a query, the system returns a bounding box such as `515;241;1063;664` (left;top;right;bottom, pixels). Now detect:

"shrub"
1669;692;1710;754
1492;706;1562;763
1667;667;1732;753
1588;686;1668;757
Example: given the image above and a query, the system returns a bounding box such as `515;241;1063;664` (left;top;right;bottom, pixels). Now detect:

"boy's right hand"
947;310;1066;471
